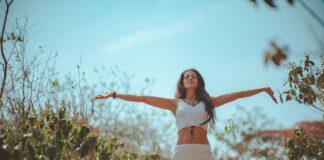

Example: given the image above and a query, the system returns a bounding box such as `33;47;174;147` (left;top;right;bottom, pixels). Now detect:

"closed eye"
184;74;197;79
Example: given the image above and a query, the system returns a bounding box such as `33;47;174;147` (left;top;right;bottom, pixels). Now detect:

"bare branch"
0;0;14;105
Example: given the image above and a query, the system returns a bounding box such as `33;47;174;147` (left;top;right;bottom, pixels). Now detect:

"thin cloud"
100;14;204;55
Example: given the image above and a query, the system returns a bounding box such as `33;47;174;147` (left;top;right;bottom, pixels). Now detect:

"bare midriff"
176;126;209;144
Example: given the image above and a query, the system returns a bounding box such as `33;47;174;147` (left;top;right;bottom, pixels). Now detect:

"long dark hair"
175;68;216;128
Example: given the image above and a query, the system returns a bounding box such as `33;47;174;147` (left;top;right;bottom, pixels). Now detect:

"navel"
190;126;195;139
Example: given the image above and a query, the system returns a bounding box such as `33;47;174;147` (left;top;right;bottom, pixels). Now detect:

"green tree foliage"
0;104;160;160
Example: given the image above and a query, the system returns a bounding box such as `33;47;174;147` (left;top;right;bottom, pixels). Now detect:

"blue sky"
4;0;324;152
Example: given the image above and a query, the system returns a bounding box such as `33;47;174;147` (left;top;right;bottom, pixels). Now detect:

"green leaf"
224;126;228;132
51;79;60;88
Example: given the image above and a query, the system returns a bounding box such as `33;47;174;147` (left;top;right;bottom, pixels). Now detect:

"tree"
0;0;172;159
213;106;286;160
0;0;14;106
280;55;324;112
241;121;324;159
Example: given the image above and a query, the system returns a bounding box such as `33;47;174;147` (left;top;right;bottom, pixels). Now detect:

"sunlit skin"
177;71;209;144
94;71;278;145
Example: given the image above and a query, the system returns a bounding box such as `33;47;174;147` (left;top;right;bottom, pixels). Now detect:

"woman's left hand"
264;87;278;104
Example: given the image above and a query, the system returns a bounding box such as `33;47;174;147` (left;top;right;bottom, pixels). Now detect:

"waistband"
174;144;210;148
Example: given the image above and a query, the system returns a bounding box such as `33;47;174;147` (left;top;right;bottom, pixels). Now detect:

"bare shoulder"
170;98;182;107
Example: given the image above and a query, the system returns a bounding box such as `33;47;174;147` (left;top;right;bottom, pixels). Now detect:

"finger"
273;97;278;104
269;89;274;94
270;90;273;94
268;90;274;96
269;87;274;93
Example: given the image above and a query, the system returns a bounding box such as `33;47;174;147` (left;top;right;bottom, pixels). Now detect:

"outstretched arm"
212;87;277;108
94;91;177;111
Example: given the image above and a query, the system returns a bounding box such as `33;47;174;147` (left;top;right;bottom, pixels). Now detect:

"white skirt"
171;144;215;160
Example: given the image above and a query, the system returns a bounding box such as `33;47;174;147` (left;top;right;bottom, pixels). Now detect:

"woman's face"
183;71;198;90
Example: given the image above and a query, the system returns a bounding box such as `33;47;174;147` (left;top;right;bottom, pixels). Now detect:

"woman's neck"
185;89;197;101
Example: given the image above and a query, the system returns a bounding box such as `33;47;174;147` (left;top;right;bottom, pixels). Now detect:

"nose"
188;77;195;82
188;77;194;81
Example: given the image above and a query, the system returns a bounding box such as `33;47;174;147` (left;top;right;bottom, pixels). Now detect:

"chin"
185;85;197;90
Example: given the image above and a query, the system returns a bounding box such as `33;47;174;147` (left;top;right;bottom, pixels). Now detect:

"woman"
95;68;278;160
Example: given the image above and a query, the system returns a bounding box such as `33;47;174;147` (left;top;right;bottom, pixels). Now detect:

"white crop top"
175;99;209;132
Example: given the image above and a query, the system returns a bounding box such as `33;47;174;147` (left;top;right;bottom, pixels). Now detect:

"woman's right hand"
264;87;278;104
94;91;113;100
